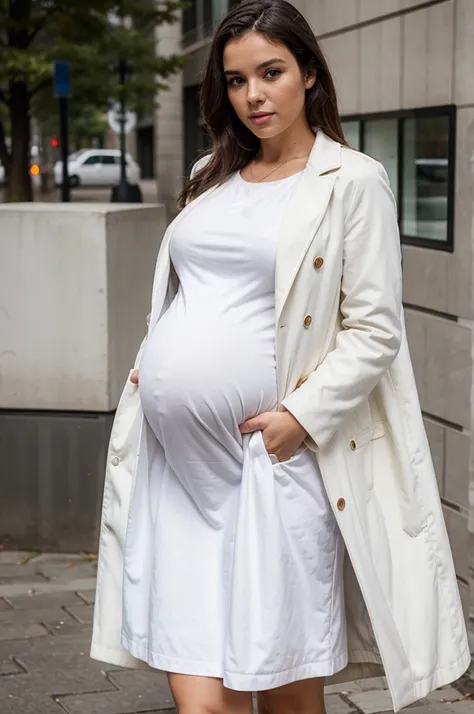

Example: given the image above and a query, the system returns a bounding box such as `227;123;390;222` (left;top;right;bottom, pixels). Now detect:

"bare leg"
167;673;253;714
257;677;326;714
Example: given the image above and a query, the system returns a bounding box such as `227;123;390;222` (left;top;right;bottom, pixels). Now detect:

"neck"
257;119;316;164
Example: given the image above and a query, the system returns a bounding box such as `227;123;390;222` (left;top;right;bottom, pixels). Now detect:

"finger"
130;369;139;384
239;414;266;433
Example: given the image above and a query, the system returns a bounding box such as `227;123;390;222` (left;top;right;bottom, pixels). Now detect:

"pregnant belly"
138;305;278;437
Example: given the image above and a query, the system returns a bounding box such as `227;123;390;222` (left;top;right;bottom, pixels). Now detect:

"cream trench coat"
90;129;470;711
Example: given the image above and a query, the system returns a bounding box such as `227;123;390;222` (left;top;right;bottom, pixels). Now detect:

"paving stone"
424;689;468;704
325;693;357;714
354;676;388;692
77;588;96;605
64;604;94;624
415;702;474;714
0;606;84;640
0;572;48;585
0;597;13;611
0;654;116;698
107;669;176;706
0;551;33;565
3;693;64;714
325;681;363;695
345;688;394;714
27;554;97;581
0;659;25;676
0;576;97;599
0;631;92;661
5;591;86;610
58;669;176;714
32;554;86;566
0;622;48;641
43;620;93;637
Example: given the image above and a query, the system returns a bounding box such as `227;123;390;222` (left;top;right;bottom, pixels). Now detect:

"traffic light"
51;137;59;148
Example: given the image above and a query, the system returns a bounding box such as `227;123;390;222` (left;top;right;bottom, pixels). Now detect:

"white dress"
121;168;348;691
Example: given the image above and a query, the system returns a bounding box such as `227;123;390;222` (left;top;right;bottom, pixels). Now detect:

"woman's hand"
239;409;308;462
130;370;139;385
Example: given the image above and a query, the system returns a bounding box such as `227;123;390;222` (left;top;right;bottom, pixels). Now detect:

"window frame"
342;105;456;253
81;154;102;166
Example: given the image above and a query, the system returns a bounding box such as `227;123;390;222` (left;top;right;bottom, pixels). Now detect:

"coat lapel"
275;130;342;323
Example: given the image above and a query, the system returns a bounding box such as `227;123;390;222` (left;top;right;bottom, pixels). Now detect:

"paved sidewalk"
0;550;472;714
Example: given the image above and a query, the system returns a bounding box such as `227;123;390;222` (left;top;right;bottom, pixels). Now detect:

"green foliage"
0;0;189;137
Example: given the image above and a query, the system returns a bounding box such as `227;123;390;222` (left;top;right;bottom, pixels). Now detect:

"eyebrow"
223;57;287;76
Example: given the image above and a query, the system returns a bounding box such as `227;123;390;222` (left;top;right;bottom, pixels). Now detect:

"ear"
304;69;317;89
305;70;317;89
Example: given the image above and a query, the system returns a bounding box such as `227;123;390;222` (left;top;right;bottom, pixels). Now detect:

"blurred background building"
150;0;474;645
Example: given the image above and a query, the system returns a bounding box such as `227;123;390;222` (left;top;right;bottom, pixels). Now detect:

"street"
0;180;159;204
0;549;473;714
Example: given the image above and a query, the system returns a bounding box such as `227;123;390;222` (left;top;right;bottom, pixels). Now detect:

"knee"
258;691;325;714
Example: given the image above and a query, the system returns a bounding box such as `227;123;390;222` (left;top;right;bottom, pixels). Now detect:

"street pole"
118;59;127;187
110;58;142;203
59;96;70;202
53;61;71;202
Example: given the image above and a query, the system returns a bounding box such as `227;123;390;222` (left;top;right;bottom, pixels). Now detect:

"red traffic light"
51;137;59;148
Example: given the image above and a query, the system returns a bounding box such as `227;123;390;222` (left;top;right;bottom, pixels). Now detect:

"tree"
0;0;188;201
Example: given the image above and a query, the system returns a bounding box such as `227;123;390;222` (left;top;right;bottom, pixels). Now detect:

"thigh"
257;677;326;714
167;673;253;714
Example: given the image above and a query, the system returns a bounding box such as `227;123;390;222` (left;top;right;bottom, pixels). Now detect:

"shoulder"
337;146;396;218
190;152;213;179
339;146;389;187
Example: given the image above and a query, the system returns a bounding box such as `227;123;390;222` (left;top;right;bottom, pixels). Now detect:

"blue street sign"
53;61;71;98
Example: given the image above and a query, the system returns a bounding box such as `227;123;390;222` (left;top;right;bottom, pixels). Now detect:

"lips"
249;113;275;125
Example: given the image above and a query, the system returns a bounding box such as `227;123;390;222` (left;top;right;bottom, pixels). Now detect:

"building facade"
155;0;474;655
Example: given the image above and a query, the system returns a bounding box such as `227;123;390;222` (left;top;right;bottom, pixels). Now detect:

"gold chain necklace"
250;152;310;183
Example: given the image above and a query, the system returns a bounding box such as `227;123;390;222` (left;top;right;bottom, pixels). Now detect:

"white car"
54;149;141;188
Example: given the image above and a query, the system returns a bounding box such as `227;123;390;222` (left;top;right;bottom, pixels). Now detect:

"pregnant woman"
91;2;470;713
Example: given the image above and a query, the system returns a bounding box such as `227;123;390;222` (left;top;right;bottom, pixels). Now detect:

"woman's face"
223;32;315;139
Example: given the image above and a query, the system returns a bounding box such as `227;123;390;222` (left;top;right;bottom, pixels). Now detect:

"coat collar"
308;127;343;176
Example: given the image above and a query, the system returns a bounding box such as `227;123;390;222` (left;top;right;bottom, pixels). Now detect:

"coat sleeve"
281;160;403;450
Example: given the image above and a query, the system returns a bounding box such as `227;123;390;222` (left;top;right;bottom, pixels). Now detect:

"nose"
246;78;265;105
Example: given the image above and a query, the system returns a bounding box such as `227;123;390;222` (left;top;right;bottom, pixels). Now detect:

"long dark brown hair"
177;0;347;210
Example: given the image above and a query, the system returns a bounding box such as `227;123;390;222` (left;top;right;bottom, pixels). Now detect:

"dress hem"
121;632;348;691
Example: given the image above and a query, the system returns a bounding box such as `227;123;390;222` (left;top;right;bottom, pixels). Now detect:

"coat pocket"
348;421;387;493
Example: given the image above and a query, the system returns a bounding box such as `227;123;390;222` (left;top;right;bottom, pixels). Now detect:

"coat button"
111;456;120;466
303;315;312;328
337;498;346;511
350;440;356;451
313;256;324;270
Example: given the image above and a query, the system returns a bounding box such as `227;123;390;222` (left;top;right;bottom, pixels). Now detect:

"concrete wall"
0;204;166;552
0;204;165;412
155;13;184;220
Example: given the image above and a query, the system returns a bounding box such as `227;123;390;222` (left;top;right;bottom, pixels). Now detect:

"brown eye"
265;69;281;79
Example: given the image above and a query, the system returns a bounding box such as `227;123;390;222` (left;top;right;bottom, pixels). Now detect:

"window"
182;0;231;46
82;155;101;165
364;119;398;202
342;106;455;251
101;155;116;165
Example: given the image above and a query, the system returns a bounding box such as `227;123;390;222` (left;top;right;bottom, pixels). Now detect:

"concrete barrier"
0;203;166;551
